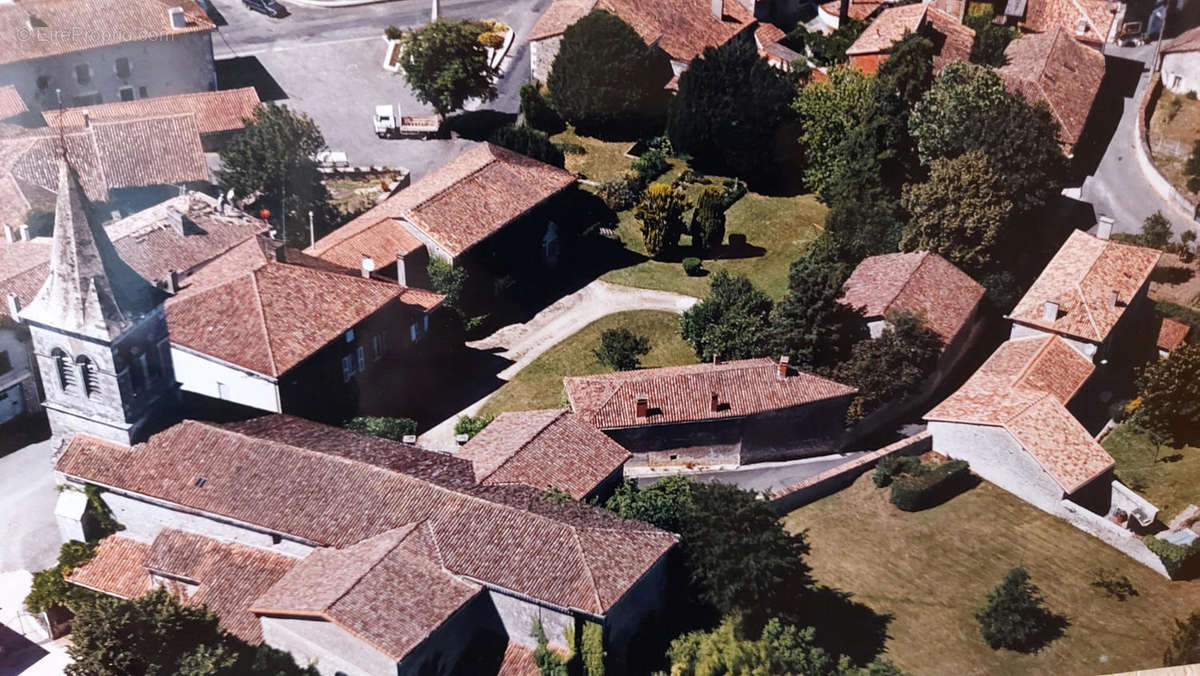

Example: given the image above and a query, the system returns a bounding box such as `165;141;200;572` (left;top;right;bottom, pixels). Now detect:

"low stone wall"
1134;74;1198;219
768;432;932;514
1055;498;1169;577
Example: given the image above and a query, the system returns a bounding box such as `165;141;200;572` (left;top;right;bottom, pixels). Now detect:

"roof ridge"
477;409;568;485
246;269;280;376
883;250;929;313
407;146;500;217
1002;389;1052;425
1008;335;1056;392
570;527;605;613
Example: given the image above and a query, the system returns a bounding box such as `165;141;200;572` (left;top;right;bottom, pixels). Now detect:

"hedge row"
890;459;971;512
1144;534;1200;578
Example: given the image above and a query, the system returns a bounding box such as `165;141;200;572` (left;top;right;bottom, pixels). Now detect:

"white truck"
373;104;442;139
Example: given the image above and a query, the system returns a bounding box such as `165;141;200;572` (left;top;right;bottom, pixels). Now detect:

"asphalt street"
0;440;59;575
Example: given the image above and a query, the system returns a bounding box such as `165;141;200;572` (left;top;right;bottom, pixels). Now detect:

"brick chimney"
777;355;790;379
361;255;376;279
165;269;180;294
395;251;408;287
1096;216;1114;240
168;7;187;29
18;224;29;241
711;0;723;19
710;392;719;412
635;394;649;418
1042;300;1059;321
6;293;20;321
1109;290;1119;308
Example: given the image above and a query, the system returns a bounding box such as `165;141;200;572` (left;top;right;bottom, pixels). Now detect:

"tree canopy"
900;149;1012;274
398;19;498;116
345;416;418;441
876;31;935;108
1136;342;1200;446
547;10;671;133
965;13;1019;67
594;327;651;371
489;125;566;167
667;40;795;182
635;183;689;259
976;567;1066;652
834;309;943;422
217;103;337;248
793;67;885;196
680;271;775;363
771;245;864;370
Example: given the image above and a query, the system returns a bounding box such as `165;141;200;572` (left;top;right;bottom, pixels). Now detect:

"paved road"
0;440;59;575
209;0;544;177
1081;43;1197;236
418;280;698;451
632;451;872;494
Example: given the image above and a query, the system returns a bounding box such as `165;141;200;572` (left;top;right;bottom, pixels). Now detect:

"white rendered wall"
489;589;574;652
1162;52;1200;96
171;346;281;413
927;420;1064;512
260;616;396;676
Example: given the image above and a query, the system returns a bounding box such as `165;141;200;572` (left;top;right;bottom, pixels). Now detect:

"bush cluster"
682;257;702;276
631;146;670;182
1144;534;1200;578
872;454;921;487
889;459;970;511
597;171;643;211
346;416;418;441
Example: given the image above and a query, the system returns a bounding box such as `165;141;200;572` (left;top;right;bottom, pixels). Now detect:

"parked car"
373;104;442;139
243;0;286;18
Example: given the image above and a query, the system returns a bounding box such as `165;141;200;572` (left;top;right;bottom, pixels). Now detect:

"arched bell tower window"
51;348;75;393
76;355;97;397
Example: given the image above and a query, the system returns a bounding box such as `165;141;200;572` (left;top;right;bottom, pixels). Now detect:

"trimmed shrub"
489;125;565;168
455;414;494;439
1144;535;1200;578
689;185;726;252
384;25;403;40
594;328;650;371
682;257;702;276
890;459;970;511
872;454;921;488
346;416;418;441
597;172;642;211
631;146;670;182
977;567;1065;652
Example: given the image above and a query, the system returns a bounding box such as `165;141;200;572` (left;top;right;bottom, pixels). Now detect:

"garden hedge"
890;459;970;511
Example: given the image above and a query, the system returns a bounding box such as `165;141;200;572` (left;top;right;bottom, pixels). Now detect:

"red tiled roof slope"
0;86;26;119
460;409;631;499
565;358;856;429
68;536;153;599
924;6;975;70
307;143;574;267
1163;25;1200;54
56;419;677;615
847;2;927;54
1022;0;1114;44
818;0;886;22
1158;317;1190;352
497;644;542;676
999;27;1106;149
841;251;984;344
47;88;261;136
1008;230;1160;343
0;0;214;66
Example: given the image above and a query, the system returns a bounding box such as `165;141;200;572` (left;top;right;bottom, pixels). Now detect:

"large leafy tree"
218;103;337;248
668;617;905;676
793;67;883;196
910;62;1068;215
634;183;689;258
667;40;796;181
398;19;498;117
900;149;1012;274
606;477;812;619
771;244;865;370
820;121;907;263
966;13;1019;67
834;310;943;422
1136;342;1200;446
876;31;935;108
976;567;1066;652
680;271;774;363
547;10;671;133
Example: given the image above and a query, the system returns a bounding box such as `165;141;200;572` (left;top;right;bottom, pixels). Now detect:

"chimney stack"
710;392;719;412
361;255;376;279
81;109;90;127
711;0;723;19
18;224;29;241
635;394;649;418
6;293;21;321
777;355;790;379
165;270;180;294
1042;300;1059;322
1109;290;1119;308
395;251;407;287
168;7;186;29
1097;216;1114;240
2;225;13;243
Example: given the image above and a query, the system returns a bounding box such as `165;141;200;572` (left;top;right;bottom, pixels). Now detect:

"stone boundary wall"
1134;74;1198;219
1055;497;1169;577
768;431;932;514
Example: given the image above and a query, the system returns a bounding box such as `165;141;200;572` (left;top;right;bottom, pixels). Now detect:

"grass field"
478;310;697;417
1104;423;1200;519
1149;89;1200;200
553;130;825;299
783;473;1200;675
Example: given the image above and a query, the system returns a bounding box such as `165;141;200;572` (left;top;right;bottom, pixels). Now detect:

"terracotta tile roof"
0;86;26;119
999;27;1106;149
1158;317;1190;352
819;0;886;22
565;358;857;429
923;6;975;70
307;143;574;267
841;251;984;344
68;536;153;598
45;88;261;136
0;0;214;66
145;529;296;643
497;644;541;676
459;409;631;499
755;22;787;47
1163;25;1200;54
1008;230;1161;343
0;193;267;328
166;242;438;376
253;525;480;661
530;0;754;62
0;116;209;231
1022;0;1114;44
846;2;928;55
57;419;678;615
925;335;1111;493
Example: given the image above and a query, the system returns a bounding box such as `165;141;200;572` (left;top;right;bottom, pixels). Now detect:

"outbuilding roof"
306;143;575;266
840;250;984;344
1008;229;1161;344
1163;25;1200;54
46;88;261;136
564;358;856;429
1157;317;1190;352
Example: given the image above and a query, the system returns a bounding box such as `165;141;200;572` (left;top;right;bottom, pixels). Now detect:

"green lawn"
1103;423;1200;520
783;472;1200;675
478;310;697;417
553;130;825;299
